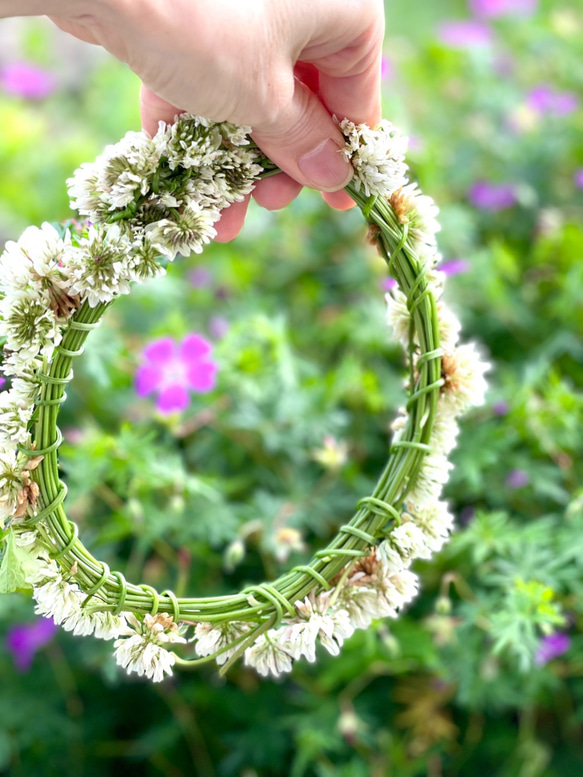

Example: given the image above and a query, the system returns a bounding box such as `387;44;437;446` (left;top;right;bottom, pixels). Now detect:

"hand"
7;0;385;239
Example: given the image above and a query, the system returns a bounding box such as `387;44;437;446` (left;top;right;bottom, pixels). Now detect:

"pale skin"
0;0;385;239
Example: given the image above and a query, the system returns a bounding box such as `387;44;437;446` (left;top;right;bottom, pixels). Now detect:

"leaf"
0;531;39;593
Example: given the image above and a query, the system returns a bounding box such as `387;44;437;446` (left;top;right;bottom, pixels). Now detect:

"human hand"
7;0;385;239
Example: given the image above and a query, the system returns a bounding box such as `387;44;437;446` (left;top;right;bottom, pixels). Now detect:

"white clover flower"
114;613;186;682
293;590;355;659
408;500;455;554
67;225;133;307
67;163;105;218
8;375;42;407
0;290;63;365
154;114;223;170
91;612;129;641
243;630;294;678
390;521;433;561
339;118;409;197
429;412;460;456
0;223;73;298
340;585;396;629
98;131;160;210
33;572;85;624
207;147;263;207
382;568;420;606
0;390;35;448
194;620;251;665
378;540;409;572
436;300;462;354
128;237;166;283
405;452;454;508
145;205;219;259
385;288;410;347
395;182;441;251
440;343;490;414
0;449;42;526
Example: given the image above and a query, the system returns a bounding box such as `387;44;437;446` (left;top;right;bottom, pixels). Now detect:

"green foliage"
1;2;583;775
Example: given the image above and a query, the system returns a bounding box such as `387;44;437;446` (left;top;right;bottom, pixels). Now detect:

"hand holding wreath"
0;114;489;681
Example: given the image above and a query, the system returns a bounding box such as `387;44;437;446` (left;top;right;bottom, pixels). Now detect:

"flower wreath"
0;115;489;682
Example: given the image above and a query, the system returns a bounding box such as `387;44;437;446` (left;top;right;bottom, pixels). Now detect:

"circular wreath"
0;115;489;682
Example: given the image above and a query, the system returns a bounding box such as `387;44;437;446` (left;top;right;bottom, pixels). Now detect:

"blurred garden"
1;0;583;774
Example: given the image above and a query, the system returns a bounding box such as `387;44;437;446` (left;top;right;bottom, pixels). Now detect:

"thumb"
251;79;353;193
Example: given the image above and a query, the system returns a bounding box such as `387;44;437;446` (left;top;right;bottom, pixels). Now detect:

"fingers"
322;190;356;210
251;78;353;194
252;174;303;210
213;198;250;242
140;84;182;137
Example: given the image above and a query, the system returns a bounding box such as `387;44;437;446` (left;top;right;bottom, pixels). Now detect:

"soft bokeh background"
1;1;583;774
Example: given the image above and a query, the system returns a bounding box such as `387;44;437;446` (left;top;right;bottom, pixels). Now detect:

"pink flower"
469;0;538;18
0;62;56;100
535;633;571;666
136;334;218;414
526;85;578;117
506;469;530;489
575;169;583;190
438;20;493;49
468;180;516;211
438;258;470;276
6;618;58;672
381;56;393;81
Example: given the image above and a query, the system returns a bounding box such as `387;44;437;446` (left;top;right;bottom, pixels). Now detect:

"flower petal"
186;361;217;392
143;337;176;364
157;384;190;414
180;334;212;363
135;365;162;397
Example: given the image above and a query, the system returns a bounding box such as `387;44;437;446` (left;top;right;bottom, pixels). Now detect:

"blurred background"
0;0;582;775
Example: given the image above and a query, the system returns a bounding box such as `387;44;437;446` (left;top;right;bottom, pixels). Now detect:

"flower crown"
0;115;489;682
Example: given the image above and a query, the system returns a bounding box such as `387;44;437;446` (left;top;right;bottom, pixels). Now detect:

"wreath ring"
0;115;489;681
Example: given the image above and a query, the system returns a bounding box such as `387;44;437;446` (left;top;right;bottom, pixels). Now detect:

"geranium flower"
0;62;56;100
6;618;58;671
135;334;218;414
468;181;516;211
535;632;571;666
526;85;578;117
470;0;538;18
438;20;493;49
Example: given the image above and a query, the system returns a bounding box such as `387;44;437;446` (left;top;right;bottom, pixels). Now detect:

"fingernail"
298;139;353;191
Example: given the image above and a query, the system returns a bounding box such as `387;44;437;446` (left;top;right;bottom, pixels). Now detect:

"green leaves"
0;531;38;593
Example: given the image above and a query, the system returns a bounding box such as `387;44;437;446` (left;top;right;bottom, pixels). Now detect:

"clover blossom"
114;614;186;682
136;333;218;414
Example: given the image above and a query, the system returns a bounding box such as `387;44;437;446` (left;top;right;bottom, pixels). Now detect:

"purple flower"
0;62;57;100
535;633;571;666
189;267;213;288
438;20;493;49
381;56;393;81
0;376;5;390
439;258;470;276
469;0;538;18
575;169;583;190
209;315;230;340
6;618;57;672
506;469;530;489
492;400;510;416
135;334;218;414
381;277;397;292
468;181;516;211
526;85;578;117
